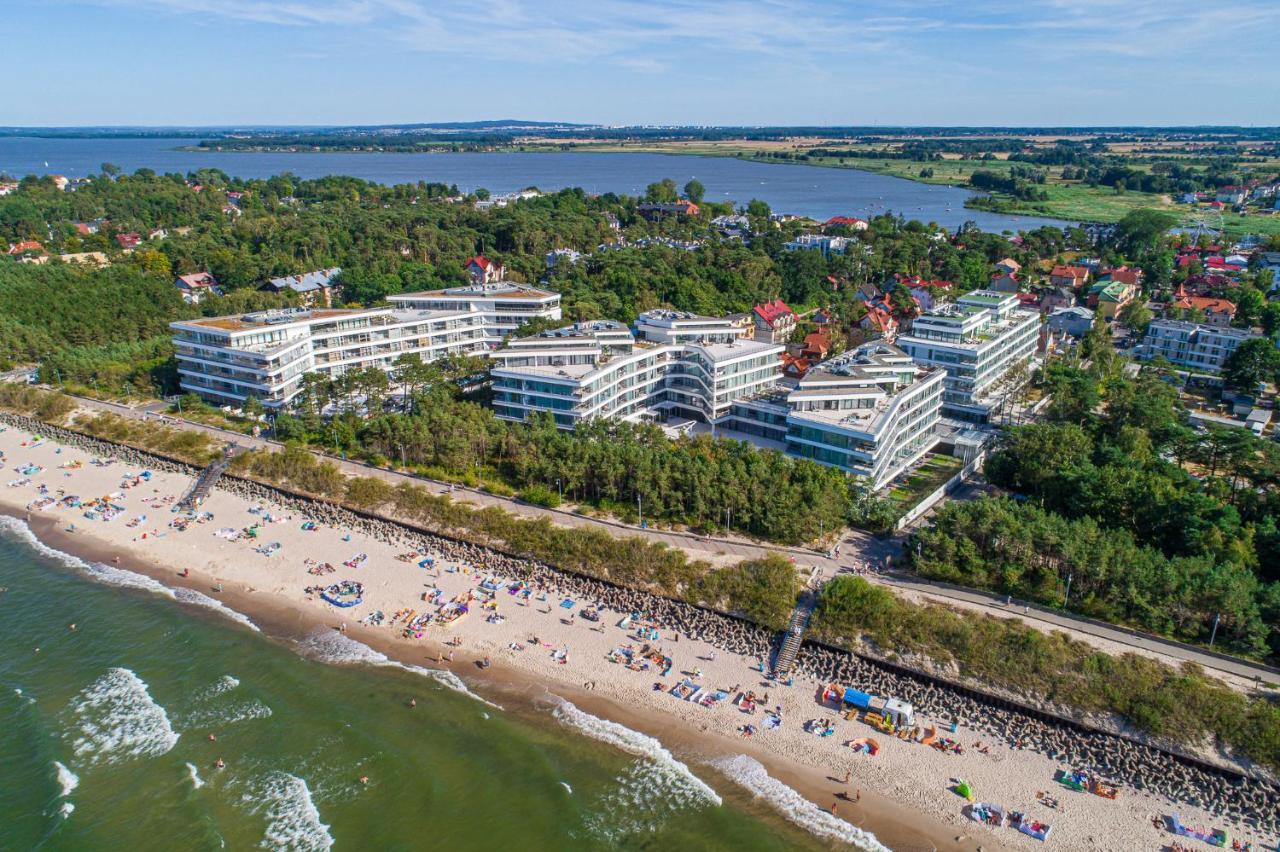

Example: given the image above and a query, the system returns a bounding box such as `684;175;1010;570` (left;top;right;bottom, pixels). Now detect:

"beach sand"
2;427;1273;852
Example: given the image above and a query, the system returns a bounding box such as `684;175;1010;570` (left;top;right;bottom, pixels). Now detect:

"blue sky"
3;0;1277;126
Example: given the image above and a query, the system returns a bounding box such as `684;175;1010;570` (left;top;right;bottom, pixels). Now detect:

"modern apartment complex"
1137;319;1263;373
726;343;944;488
632;309;754;345
896;290;1040;421
489;319;783;428
387;281;562;347
171;306;486;408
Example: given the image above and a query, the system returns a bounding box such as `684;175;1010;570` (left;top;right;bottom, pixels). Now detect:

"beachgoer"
68;623;76;631
359;775;369;785
843;770;851;784
856;788;861;802
409;698;416;709
208;734;217;743
830;802;838;816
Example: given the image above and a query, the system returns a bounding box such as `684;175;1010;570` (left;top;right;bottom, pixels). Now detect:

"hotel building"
726;343;945;489
1137;319;1263;373
171;306;486;408
490;319;783;428
895;290;1040;421
387;281;562;347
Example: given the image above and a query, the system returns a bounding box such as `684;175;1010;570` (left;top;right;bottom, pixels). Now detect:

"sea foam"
297;629;500;709
710;754;889;852
0;516;258;631
186;762;205;790
54;761;79;797
67;667;179;765
253;772;334;851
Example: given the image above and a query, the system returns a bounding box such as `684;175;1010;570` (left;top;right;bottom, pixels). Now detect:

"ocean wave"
59;801;75;819
0;516;259;631
185;699;274;728
585;757;721;842
297;629;500;709
174;588;261;632
54;761;79;797
550;696;721;809
193;675;241;704
67;667;180;765
251;772;333;851
709;754;889;852
187;762;205;790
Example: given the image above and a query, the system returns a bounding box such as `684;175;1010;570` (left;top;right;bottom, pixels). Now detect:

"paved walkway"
62;393;1280;686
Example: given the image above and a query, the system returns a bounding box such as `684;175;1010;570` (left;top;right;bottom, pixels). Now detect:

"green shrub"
518;484;561;508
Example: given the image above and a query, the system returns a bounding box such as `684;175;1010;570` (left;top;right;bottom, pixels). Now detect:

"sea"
0;517;888;851
0;135;1070;233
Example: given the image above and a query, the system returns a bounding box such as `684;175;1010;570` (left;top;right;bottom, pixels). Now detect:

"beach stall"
882;697;915;727
840;687;874;714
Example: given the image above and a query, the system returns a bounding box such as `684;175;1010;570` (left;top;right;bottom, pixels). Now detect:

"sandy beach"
1;424;1274;852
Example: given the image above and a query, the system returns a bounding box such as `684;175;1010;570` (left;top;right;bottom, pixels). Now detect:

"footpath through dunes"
3;410;1278;848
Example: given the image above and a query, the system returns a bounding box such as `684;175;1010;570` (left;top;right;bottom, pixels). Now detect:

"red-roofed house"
115;232;142;250
801;330;833;361
7;240;46;257
859;305;898;340
781;353;812;380
637;200;699;219
753;299;797;343
1101;266;1142;287
824;216;868;231
465;255;505;285
1169;287;1236;327
1049;265;1089;289
174;272;220;304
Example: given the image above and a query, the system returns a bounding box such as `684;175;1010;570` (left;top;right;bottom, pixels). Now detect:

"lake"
0;136;1071;233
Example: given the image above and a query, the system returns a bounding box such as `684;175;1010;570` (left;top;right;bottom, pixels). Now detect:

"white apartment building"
726;344;944;489
387;281;562;347
172;306;486;409
896;290;1040;422
633;309;754;346
783;233;852;258
1138;319;1263;373
490;321;783;428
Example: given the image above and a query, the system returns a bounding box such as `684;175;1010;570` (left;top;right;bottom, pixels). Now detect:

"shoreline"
2;424;1276;851
5;504;971;851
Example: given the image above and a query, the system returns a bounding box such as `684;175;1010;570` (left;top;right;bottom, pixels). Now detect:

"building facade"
172;306;486;409
490;322;783;429
1137;319;1262;373
633;309;754;346
387;281;561;348
896;290;1040;422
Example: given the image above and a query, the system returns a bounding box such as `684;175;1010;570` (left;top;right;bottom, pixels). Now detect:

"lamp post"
1209;612;1221;649
1064;573;1073;607
637;493;643;528
556;478;562;501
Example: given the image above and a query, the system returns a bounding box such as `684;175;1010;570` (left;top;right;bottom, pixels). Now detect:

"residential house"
753;299;797;343
465;255;505;286
1215;186;1247;206
823;216;868;231
115;233;142;251
544;248;582;271
1049;264;1089;289
49;175;69;190
988;272;1021;293
1168;286;1236;327
1046;306;1095;338
1087;269;1142;321
148;228;168;241
859;305;898;340
7;240;46;258
800;329;833;361
1038;286;1076;313
258;268;342;307
0;181;18;196
175;272;220;304
636;200;699;219
994;258;1021;276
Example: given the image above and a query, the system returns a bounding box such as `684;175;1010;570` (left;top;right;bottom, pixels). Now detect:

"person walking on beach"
843;770;851;784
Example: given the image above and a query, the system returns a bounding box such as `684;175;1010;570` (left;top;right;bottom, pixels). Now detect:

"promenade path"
54;393;1280;687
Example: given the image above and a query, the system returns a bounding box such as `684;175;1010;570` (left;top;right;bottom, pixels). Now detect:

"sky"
2;0;1277;127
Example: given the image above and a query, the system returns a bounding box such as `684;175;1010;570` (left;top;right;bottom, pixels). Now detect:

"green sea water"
0;518;882;851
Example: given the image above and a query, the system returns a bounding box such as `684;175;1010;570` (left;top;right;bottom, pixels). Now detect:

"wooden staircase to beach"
176;443;239;511
771;590;817;677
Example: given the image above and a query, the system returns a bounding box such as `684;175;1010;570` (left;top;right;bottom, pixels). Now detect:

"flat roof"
392;282;557;300
174;308;368;333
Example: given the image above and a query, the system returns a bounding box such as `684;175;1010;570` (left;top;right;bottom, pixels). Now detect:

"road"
52;391;1280;686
